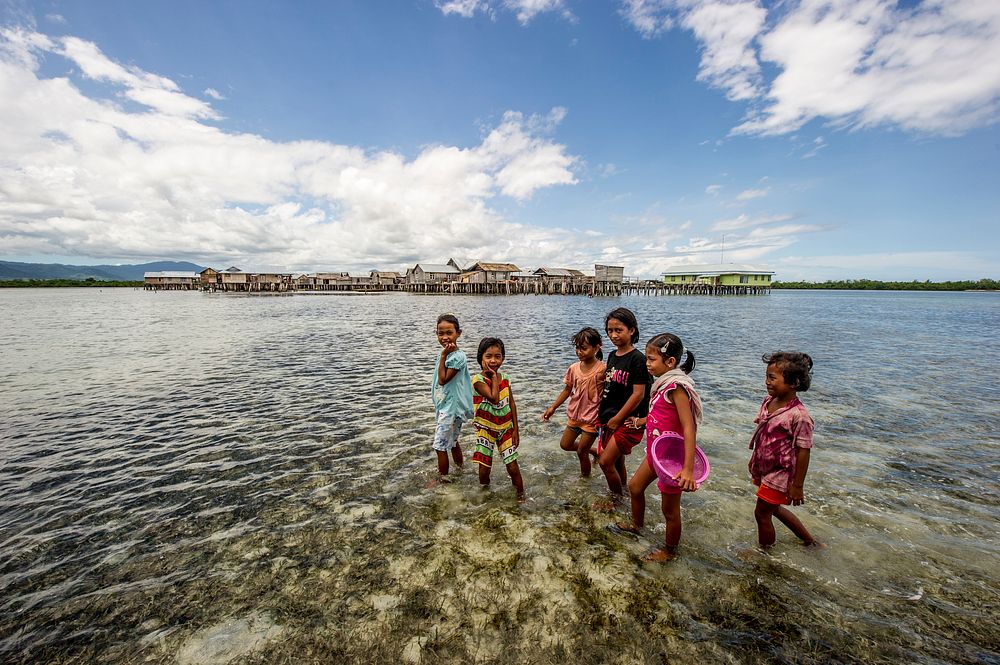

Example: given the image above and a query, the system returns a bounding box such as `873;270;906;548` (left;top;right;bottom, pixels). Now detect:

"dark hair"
436;313;461;332
572;327;604;360
477;337;505;365
647;333;695;373
763;351;813;391
605;307;639;344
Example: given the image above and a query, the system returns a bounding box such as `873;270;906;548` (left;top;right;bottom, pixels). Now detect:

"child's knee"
754;502;773;522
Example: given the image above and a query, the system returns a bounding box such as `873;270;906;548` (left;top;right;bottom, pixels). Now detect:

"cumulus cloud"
0;29;581;272
620;0;1000;136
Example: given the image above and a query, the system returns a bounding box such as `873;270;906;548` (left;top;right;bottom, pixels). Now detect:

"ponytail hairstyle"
605;307;639;344
762;351;812;391
571;327;604;360
647;333;695;374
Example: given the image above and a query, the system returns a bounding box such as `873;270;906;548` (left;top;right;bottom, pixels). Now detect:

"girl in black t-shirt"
595;307;650;503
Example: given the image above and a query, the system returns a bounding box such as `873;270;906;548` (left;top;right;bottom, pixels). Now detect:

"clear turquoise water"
0;288;997;663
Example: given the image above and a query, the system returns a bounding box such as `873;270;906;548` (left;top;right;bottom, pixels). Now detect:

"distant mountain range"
0;260;205;281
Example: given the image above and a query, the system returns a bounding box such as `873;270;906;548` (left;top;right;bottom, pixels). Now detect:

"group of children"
431;309;821;560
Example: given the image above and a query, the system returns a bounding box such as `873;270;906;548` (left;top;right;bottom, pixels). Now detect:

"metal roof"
417;263;460;273
660;263;774;276
143;271;200;278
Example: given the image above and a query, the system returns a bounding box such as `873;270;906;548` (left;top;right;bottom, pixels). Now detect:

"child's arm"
608;384;646;431
542;387;571;421
671;388;699;491
510;385;520;447
438;345;459;385
789;448;810;505
473;371;502;403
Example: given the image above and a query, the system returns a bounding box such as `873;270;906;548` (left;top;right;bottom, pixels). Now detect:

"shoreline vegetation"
0;277;997;291
772;278;998;291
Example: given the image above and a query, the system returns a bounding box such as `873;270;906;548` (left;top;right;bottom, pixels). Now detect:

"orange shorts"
755;482;791;505
567;418;597;435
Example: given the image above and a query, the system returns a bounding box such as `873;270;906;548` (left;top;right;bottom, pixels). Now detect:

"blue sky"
1;0;998;280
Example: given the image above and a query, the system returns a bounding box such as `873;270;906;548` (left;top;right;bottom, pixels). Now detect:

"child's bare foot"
802;540;827;549
613;521;640;534
592;499;617;512
605;522;639;539
642;548;675;562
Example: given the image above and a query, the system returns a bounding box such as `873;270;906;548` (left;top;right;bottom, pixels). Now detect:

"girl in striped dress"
471;337;524;498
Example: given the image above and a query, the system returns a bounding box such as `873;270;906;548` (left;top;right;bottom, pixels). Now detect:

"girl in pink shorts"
612;333;703;561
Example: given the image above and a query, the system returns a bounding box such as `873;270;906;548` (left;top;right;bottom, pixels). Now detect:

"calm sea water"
1;288;998;664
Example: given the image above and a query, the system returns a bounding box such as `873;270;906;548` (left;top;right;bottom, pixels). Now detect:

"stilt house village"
144;261;773;296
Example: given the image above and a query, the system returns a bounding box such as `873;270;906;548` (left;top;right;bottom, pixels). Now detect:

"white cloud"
436;0;571;24
204;87;225;100
773;250;997;280
710;212;793;231
704;183;722;196
735;187;768;201
620;0;1000;136
619;0;675;38
0;30;581;272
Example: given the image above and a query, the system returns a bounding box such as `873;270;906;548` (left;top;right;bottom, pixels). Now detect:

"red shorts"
755;482;791;505
597;423;644;455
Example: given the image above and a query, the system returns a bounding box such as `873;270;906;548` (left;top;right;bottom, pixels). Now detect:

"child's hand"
607;416;623;431
674;467;698;491
789;484;805;505
441;343;457;356
513;428;520;447
542;407;554;421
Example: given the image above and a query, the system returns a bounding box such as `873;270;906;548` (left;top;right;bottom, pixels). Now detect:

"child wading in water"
749;352;823;548
471;338;524;498
612;333;703;561
596;308;649;505
431;314;474;479
542;327;605;476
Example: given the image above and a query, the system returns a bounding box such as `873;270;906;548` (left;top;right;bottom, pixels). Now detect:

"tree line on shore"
772;278;998;291
0;278;144;288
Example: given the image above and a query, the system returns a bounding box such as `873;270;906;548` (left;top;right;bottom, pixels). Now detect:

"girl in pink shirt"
611;333;703;561
749;352;823;548
542;327;605;476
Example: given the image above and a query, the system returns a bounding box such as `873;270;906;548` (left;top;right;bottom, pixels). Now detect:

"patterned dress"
471;372;517;468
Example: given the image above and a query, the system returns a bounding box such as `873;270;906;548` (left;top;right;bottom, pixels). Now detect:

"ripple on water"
0;289;998;663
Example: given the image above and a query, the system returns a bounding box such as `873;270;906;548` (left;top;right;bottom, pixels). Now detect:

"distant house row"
143;261;626;294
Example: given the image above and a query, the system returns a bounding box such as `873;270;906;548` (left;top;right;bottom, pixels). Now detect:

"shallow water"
0;288;998;664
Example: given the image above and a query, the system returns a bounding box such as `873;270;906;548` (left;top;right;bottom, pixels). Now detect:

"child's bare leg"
598;438;624;496
620;459;657;531
437;451;450;476
506;460;524;498
576;432;597;477
615;455;628;492
643;494;681;561
558;427;580;453
774;506;820;545
478;462;491;486
451;442;463;468
754;498;778;548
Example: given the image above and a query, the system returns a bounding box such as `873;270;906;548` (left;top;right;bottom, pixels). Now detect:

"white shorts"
433;412;465;452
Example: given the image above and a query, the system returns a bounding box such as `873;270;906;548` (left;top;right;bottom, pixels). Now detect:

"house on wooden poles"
660;264;773;295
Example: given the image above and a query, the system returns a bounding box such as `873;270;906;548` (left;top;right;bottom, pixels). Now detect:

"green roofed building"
660;264;774;295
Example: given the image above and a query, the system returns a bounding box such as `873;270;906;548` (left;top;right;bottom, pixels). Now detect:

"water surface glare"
1;289;998;664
